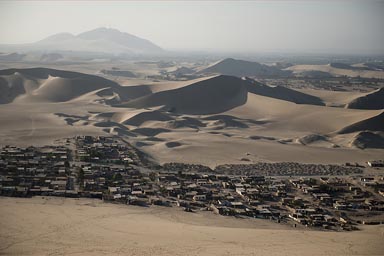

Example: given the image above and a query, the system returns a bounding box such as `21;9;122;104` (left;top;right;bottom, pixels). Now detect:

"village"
1;136;383;232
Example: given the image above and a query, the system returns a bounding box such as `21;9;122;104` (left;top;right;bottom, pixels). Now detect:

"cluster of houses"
368;160;384;168
0;145;73;197
214;162;364;176
1;136;383;231
288;176;384;227
102;169;383;230
75;136;140;164
0;136;142;198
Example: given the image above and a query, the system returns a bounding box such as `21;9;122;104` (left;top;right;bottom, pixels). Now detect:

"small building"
368;160;384;167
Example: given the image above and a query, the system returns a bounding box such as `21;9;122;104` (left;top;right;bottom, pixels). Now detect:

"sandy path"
1;197;383;256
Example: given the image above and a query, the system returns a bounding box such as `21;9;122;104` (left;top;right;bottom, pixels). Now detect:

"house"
367;160;384;167
230;201;244;209
193;194;206;201
51;180;67;190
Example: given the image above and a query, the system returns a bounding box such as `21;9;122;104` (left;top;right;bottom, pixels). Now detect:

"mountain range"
0;27;163;55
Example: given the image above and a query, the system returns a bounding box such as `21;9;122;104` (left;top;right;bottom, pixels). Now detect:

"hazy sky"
0;0;383;54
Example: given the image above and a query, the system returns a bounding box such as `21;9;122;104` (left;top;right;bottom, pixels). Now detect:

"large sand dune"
119;75;249;115
198;58;290;77
338;112;384;134
246;78;324;105
0;68;154;104
119;75;325;115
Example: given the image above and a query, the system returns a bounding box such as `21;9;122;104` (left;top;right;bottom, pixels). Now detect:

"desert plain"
1;196;384;256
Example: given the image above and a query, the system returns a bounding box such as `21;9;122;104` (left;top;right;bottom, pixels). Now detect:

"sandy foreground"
0;197;383;256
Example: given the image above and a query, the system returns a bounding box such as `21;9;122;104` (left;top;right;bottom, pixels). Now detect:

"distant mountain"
198;58;291;77
0;27;163;55
0;52;26;61
40;53;63;62
38;33;75;43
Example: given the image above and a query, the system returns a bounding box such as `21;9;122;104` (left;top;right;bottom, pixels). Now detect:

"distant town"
1;136;383;231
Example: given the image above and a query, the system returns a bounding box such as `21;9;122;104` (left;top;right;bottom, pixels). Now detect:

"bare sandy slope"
295;88;366;107
0;69;383;166
346;88;384;110
0;101;106;146
127;92;383;167
138;130;384;168
286;64;384;79
0;92;382;166
1;197;383;256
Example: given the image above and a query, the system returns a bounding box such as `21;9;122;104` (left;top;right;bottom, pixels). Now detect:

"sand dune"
122;110;173;126
228;92;380;135
0;68;122;103
246;78;324;105
32;76;111;102
297;134;328;145
198;58;290;77
203;115;250;129
0;67;156;104
165;117;206;129
1;66;383;166
119;75;324;116
351;131;384;149
347;87;384;110
295;88;365;107
131;127;171;137
119;75;249;115
147;76;216;93
338;112;384;134
0;73;27;103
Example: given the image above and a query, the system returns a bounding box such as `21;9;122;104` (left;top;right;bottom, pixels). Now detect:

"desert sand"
0;68;383;167
1;197;383;256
